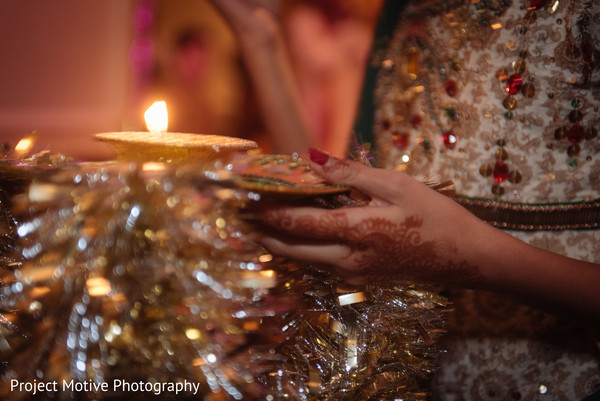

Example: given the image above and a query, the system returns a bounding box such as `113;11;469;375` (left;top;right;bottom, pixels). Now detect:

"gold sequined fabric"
374;0;600;399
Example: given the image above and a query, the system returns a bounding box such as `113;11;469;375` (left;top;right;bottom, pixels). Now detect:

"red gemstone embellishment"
529;0;545;10
392;131;410;148
444;79;457;97
505;74;523;95
567;123;585;143
493;161;509;183
442;131;457;149
410;115;422;128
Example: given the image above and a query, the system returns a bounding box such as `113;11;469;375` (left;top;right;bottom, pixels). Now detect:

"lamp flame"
14;130;39;158
144;101;168;133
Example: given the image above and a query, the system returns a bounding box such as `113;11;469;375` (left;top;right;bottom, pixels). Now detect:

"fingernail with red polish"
308;148;329;166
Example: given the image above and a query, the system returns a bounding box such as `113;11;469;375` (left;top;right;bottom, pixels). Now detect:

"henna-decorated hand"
258;148;488;286
256;149;600;318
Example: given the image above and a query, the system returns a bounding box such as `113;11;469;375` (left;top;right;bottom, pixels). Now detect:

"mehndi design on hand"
262;207;482;287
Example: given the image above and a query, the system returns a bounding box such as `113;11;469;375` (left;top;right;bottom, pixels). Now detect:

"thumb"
306;148;407;202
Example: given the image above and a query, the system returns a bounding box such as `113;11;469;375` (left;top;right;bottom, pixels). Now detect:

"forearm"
238;31;315;155
209;1;316;154
462;220;600;318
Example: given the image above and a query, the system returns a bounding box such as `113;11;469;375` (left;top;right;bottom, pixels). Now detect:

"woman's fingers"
306;148;411;204
208;0;279;38
259;235;372;284
208;0;251;27
259;207;351;240
259;235;353;267
258;205;402;242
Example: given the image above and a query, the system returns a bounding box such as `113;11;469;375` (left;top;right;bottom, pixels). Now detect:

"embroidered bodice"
374;0;599;204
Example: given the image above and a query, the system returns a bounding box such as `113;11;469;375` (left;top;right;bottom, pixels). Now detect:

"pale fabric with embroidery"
375;0;599;203
373;0;600;399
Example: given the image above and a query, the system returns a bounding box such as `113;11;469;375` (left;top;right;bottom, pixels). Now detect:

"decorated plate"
231;153;349;197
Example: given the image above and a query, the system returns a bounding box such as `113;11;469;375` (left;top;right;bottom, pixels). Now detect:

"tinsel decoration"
0;188;20;273
264;264;448;400
0;161;289;400
1;147;72;272
0;156;448;400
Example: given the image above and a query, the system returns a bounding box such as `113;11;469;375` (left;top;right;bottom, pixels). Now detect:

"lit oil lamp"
95;101;257;164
